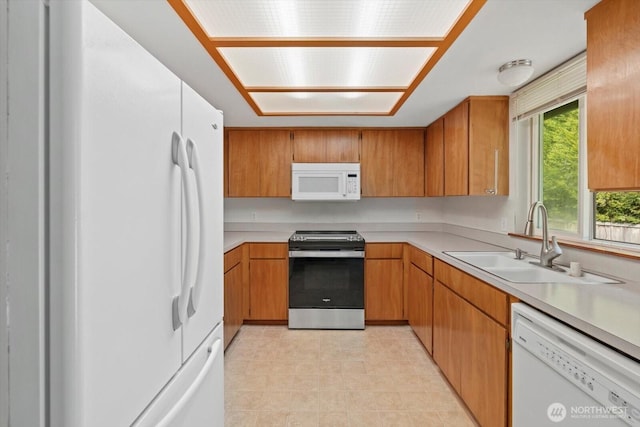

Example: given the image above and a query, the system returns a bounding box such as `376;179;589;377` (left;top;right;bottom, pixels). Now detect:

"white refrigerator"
47;1;224;426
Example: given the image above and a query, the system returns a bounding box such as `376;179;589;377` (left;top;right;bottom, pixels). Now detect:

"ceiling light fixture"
497;59;534;87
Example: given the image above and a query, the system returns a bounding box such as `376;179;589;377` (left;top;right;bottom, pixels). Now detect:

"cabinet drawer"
249;243;288;259
434;259;508;326
410;246;433;276
224;246;243;273
365;243;403;259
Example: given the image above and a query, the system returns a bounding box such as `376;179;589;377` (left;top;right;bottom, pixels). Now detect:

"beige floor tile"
408;411;443;427
224;410;257;427
286;411;319;427
379;411;415;427
288;390;320;412
254;411;289;427
318;374;344;390
437;410;478;426
318;391;348;411
348;411;382;427
318;411;349;427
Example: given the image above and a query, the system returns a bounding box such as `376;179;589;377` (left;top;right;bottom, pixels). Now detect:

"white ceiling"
91;0;600;128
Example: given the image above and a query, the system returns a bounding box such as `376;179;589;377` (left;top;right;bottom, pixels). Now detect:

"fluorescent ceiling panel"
170;0;482;115
250;92;403;114
219;47;436;87
184;0;471;38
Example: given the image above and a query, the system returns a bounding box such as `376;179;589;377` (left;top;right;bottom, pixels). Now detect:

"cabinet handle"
485;148;499;195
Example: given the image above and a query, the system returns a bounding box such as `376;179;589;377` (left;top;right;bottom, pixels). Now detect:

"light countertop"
224;230;640;361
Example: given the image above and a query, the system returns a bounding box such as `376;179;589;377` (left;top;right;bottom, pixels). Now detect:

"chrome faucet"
524;201;563;268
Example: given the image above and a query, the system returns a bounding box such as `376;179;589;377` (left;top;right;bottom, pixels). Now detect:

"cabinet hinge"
506;337;511;351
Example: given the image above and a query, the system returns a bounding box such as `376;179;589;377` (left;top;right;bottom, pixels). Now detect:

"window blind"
511;52;586;120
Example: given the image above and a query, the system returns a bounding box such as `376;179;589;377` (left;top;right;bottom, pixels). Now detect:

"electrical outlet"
416;211;422;221
500;217;508;232
251;212;257;221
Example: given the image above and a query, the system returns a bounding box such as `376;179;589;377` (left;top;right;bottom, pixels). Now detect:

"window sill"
508;233;640;261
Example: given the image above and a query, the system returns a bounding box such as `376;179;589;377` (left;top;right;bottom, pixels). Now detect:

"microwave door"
294;172;345;200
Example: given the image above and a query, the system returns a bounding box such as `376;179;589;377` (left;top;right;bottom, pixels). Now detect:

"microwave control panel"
346;173;359;195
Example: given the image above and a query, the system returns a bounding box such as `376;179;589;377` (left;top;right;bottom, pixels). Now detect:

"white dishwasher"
512;303;640;426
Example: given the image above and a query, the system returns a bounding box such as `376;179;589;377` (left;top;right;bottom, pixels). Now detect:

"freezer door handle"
154;338;222;427
171;132;196;330
186;138;205;317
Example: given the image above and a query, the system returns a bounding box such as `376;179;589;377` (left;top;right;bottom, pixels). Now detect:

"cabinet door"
394;129;425;196
586;0;640;190
408;264;433;353
444;101;469;196
292;130;326;163
361;130;395;196
461;306;507;427
259;130;291;197
228;130;261;196
249;259;288;320
365;259;404;320
224;263;243;349
325;130;360;162
433;281;466;392
468;98;509;196
426;118;444;197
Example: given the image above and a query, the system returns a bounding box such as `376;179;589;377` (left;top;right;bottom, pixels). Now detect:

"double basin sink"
444;251;621;285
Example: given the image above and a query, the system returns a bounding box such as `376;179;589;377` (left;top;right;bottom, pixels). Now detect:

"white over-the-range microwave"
291;163;361;201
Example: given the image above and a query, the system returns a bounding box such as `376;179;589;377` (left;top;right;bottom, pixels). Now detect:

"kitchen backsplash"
224;197;444;224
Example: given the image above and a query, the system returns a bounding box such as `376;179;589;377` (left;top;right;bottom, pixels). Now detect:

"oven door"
288;250;364;309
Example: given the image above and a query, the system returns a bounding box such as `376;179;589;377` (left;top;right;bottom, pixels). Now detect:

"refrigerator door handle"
171;131;196;330
154;338;222;427
186;138;205;317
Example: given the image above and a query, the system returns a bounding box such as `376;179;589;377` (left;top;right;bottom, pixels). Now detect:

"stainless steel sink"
444;251;622;284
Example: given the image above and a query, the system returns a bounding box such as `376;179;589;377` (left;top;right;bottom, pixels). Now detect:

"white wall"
224;197;444;226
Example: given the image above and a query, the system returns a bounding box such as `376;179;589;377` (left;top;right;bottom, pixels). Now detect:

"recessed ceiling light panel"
219;47;436;87
250;91;404;114
184;0;472;38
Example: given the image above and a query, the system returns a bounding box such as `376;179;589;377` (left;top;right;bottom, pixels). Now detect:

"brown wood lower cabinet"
248;243;288;321
223;262;243;349
223;246;244;349
408;263;433;353
365;243;404;321
433;281;465;392
433;260;508;427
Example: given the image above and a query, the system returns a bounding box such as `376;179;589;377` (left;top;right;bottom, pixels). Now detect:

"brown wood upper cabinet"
442;96;509;196
361;129;425;197
586;0;640;190
426;118;445;197
227;129;292;197
292;129;360;163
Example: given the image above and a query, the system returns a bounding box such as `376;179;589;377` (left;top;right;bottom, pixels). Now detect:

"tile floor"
224;325;478;427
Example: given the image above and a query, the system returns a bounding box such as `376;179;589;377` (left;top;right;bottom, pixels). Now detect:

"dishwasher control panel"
514;310;640;426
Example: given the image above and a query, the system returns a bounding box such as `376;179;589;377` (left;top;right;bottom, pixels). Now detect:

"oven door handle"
289;250;365;258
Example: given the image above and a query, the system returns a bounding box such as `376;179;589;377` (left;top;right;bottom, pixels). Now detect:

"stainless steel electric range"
288;230;365;329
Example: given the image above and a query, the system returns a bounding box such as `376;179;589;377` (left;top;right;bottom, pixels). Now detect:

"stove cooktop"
289;230;364;242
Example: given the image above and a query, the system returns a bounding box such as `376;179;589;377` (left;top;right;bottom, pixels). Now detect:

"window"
514;52;640;248
539;100;580;234
594;192;640;245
